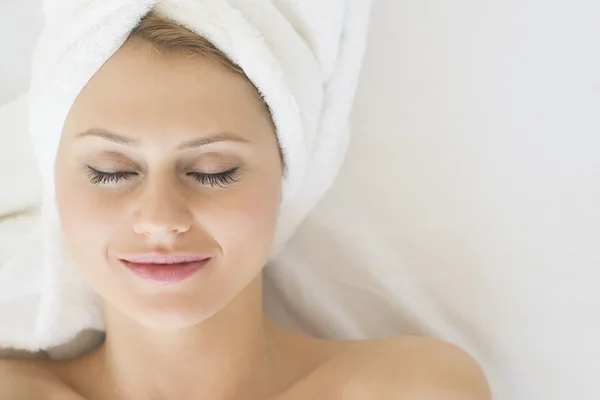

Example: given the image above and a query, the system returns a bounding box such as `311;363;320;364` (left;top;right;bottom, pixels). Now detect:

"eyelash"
86;169;136;185
85;167;240;188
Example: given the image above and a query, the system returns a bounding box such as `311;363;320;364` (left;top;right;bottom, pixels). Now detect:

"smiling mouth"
119;254;212;284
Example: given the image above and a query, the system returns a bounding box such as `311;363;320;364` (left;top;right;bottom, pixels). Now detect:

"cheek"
202;177;281;264
55;169;123;269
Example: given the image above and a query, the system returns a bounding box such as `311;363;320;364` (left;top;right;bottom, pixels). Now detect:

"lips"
120;254;211;284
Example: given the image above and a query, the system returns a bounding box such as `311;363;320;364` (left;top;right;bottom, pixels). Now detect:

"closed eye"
188;167;240;188
85;166;240;188
86;167;137;185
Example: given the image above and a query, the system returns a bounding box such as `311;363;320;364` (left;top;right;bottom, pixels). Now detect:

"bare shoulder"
0;358;81;399
325;336;491;400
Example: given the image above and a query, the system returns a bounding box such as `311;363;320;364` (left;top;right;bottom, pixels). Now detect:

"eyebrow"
76;129;250;149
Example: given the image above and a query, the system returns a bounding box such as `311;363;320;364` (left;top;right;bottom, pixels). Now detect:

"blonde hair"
129;11;246;78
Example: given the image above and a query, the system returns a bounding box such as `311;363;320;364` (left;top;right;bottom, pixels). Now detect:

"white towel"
0;0;371;357
0;94;42;284
0;94;42;220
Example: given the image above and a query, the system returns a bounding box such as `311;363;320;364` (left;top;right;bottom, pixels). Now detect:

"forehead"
64;41;271;139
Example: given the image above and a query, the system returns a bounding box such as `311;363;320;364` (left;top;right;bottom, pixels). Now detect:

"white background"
1;1;599;399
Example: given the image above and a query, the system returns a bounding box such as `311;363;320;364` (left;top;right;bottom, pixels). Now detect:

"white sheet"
268;1;600;399
1;1;599;399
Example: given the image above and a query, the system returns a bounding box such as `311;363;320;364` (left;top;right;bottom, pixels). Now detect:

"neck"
96;277;279;400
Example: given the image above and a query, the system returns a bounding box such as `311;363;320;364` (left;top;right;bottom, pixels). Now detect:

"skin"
0;41;492;399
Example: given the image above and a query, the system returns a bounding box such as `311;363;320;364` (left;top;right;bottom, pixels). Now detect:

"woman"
0;12;490;399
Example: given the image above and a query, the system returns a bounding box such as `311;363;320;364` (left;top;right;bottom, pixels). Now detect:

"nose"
132;177;193;239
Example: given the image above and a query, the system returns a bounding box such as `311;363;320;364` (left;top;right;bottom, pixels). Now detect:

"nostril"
136;217;192;235
132;194;193;236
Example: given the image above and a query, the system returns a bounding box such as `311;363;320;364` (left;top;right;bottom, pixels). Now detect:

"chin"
132;302;221;330
110;290;226;331
135;312;209;331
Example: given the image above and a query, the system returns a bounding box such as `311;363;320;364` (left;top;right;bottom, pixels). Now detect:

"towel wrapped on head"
0;0;371;358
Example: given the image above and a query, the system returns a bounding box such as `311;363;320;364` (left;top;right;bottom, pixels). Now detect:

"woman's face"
55;41;282;329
